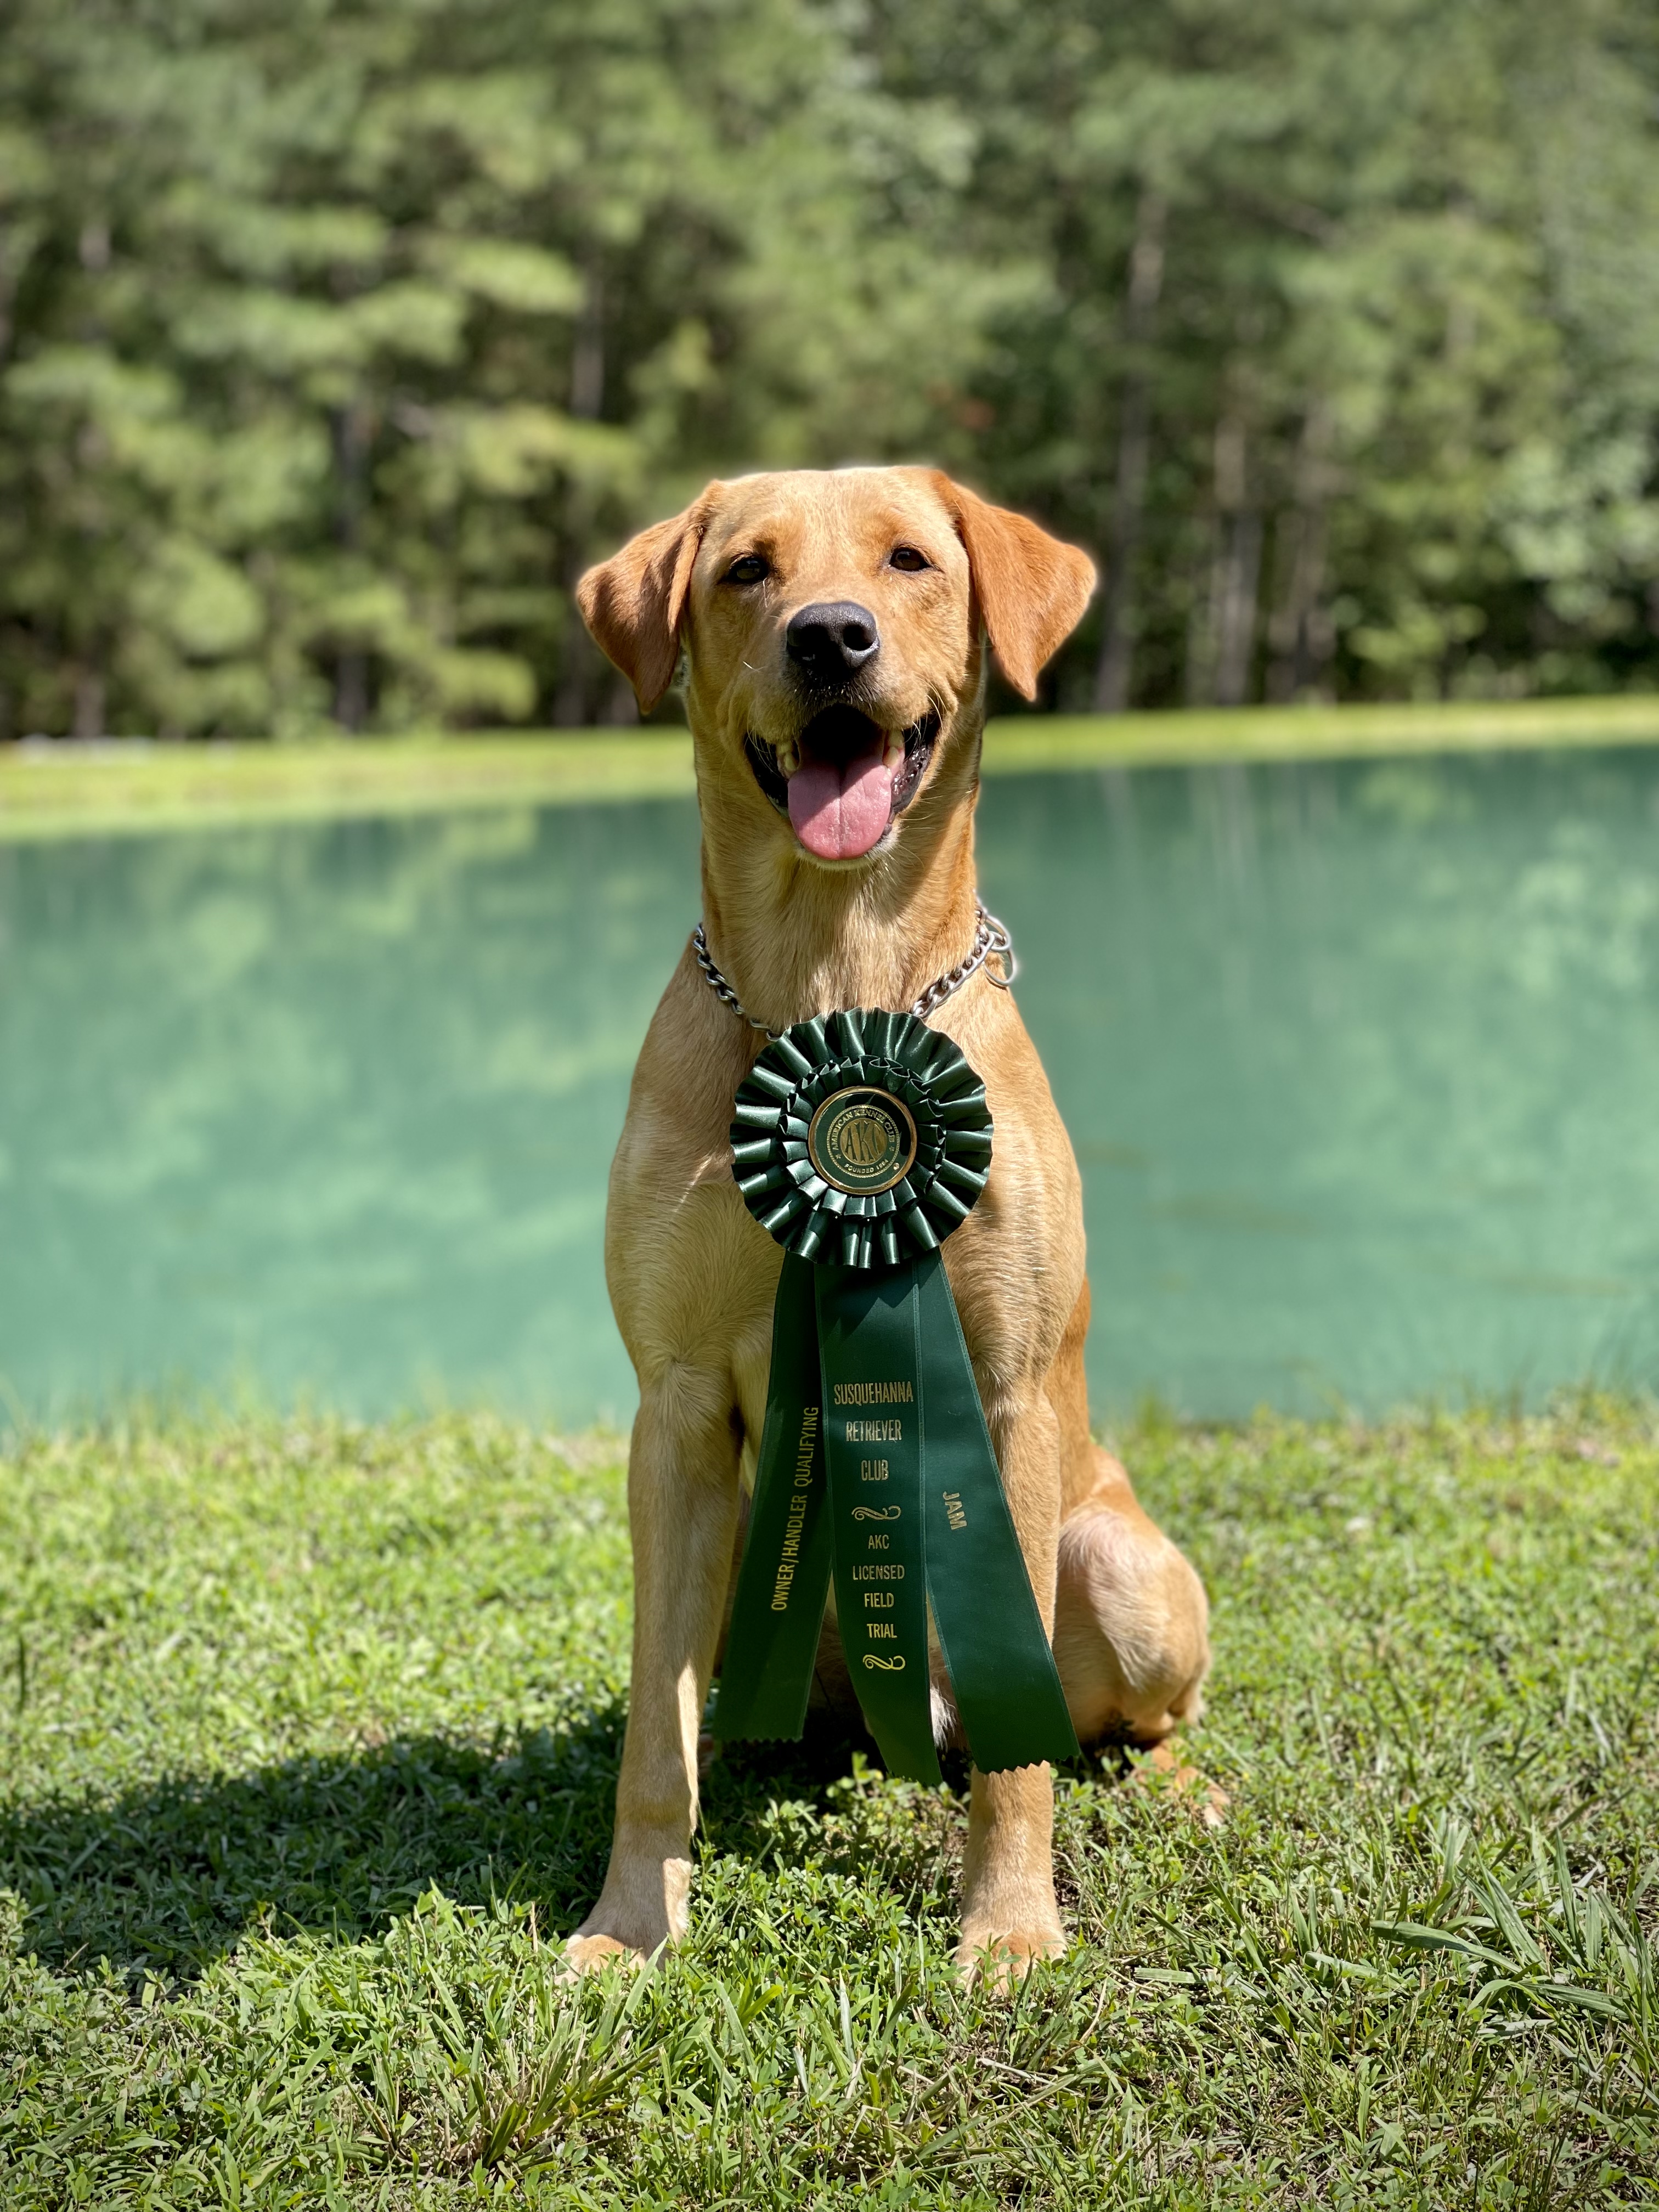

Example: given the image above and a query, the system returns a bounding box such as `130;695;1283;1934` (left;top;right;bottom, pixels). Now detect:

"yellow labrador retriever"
568;467;1210;1978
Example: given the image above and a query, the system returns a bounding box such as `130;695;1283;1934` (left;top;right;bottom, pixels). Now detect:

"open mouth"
744;706;940;861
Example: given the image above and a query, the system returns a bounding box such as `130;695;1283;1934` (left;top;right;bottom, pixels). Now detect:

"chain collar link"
692;898;1015;1039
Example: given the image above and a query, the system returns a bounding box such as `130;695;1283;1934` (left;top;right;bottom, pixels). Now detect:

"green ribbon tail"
915;1252;1080;1773
816;1262;942;1785
715;1248;1079;1782
711;1254;833;1744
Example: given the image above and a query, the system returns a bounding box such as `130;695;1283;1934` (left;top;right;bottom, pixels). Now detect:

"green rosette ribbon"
712;1007;1079;1784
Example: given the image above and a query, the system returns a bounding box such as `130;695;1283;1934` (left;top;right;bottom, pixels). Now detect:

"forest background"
2;0;1657;741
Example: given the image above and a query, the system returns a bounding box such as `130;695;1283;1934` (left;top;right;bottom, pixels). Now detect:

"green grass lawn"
5;696;1659;841
2;1408;1656;2208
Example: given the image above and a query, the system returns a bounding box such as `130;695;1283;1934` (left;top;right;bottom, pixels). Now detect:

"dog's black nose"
785;601;880;680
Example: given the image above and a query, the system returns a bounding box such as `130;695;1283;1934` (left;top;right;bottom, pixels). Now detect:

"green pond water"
4;747;1658;1427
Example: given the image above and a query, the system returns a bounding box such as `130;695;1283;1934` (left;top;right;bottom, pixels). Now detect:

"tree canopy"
2;0;1655;736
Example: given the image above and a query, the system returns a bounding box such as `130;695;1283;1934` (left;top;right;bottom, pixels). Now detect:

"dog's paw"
561;1852;692;1978
1128;1736;1229;1827
954;1923;1066;1988
560;1931;651;1979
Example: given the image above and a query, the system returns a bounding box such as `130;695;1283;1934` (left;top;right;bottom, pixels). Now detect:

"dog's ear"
930;476;1097;701
577;489;718;712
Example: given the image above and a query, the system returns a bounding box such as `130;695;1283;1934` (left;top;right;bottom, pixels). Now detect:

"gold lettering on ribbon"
832;1380;915;1405
943;1488;967;1532
768;1404;820;1611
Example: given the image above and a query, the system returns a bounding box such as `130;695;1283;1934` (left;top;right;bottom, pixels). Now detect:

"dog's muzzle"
745;706;940;861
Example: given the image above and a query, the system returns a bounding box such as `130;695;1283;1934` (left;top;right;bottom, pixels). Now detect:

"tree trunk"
568;270;605;422
553;270;607;726
1092;189;1166;714
1214;507;1262;706
333;649;368;735
72;665;105;741
1266;404;1334;703
1190;400;1261;708
331;401;369;733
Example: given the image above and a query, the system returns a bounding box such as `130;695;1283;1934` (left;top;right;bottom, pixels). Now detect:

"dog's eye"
888;546;931;573
723;554;769;586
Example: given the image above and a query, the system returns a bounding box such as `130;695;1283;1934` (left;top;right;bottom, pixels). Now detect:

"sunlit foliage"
0;0;1655;734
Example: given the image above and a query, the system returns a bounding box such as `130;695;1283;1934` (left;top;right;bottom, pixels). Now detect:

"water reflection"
0;801;700;1426
995;748;1659;1413
2;746;1656;1423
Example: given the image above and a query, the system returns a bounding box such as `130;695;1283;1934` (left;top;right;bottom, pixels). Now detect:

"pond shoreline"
4;693;1659;840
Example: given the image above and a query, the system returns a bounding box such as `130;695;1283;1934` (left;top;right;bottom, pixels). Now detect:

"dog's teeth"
882;732;906;770
775;739;800;776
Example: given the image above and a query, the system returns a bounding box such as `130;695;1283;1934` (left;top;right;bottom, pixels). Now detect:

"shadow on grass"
1;1705;884;1985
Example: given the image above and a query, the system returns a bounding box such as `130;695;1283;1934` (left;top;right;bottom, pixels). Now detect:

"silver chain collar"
692;898;1015;1039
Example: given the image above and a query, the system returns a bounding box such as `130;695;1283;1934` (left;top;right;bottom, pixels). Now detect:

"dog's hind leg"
566;1363;741;1973
1053;1469;1211;1744
1045;1281;1211;1747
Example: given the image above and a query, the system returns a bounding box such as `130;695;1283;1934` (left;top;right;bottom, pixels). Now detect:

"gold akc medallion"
806;1087;918;1196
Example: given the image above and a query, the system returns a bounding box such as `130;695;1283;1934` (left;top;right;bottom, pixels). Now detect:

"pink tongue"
787;748;895;860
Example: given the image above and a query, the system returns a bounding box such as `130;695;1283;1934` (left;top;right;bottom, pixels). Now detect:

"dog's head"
578;468;1095;867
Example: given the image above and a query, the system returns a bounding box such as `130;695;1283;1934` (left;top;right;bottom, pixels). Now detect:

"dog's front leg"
957;1379;1067;1982
566;1365;740;1972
